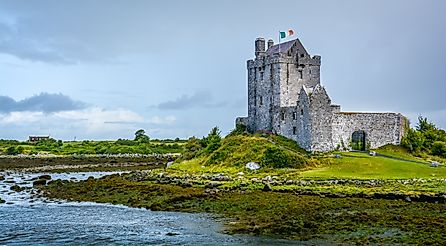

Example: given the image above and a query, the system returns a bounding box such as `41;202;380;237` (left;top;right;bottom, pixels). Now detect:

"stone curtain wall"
332;113;406;149
308;86;335;152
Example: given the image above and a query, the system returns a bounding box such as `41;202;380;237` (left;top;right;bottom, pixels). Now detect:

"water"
0;172;300;245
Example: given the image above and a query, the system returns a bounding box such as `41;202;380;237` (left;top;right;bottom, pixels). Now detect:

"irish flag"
280;29;294;39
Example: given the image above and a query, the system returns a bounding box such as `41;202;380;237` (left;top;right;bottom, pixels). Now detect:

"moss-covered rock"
10;185;25;192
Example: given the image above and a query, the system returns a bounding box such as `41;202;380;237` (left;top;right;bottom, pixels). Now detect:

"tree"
134;129;150;143
202;127;222;154
182;137;203;160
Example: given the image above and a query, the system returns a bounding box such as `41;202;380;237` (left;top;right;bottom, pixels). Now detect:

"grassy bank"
39;174;446;244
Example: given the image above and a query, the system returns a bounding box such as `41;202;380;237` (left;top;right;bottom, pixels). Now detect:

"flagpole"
278;31;281;54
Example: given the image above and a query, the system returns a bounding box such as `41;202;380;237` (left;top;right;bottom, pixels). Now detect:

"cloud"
156;91;227;110
0;92;87;113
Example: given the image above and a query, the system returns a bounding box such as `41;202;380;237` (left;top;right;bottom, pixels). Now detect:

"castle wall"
308;87;334;151
332;113;406;149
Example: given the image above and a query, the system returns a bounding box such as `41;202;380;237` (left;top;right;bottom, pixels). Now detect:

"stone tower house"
236;37;407;152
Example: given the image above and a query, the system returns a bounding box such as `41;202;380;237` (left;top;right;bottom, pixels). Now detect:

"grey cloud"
157;91;227;110
0;93;87;113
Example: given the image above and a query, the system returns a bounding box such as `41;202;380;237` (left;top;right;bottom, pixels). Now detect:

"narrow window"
299;70;303;79
281;112;285;121
260;96;263;106
254;68;257;80
300;54;304;58
301;109;304;115
292;112;296;120
260;72;264;81
286;64;289;84
293;127;297;135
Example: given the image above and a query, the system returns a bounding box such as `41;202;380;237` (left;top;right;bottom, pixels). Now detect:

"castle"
236;37;407;152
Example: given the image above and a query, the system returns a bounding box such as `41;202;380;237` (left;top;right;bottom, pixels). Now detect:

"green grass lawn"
299;152;446;179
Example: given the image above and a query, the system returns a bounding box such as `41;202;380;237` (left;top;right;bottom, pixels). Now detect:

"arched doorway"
351;130;366;151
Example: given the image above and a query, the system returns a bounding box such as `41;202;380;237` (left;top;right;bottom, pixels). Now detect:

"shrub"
431;141;446;158
261;146;307;168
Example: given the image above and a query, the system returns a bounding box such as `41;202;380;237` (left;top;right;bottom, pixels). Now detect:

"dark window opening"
292;112;297;120
260;72;264;80
281;112;285;120
260;96;263;106
299;70;303;79
300;109;304;115
300;54;305;58
293;127;297;135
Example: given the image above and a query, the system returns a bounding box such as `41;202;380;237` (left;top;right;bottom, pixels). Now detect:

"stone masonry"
236;37;407;152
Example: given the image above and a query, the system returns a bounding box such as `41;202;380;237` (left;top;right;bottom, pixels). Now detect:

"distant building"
29;136;50;142
236;37;407;152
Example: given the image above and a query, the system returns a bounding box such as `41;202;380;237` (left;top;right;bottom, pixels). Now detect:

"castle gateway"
236;37;407;152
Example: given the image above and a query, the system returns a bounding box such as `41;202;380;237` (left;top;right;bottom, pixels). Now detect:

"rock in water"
246;162;260;170
431;161;439;167
0;198;5;203
33;179;47;186
0;175;4;181
10;185;25;192
38;175;52;180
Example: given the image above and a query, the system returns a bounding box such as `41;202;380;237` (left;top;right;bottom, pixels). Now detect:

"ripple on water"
0;172;307;245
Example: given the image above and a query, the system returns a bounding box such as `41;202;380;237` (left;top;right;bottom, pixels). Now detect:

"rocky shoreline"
0;155;174;172
124;171;446;203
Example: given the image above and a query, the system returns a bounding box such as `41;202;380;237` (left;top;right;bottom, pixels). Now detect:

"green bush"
261;146;307;168
431;141;446;158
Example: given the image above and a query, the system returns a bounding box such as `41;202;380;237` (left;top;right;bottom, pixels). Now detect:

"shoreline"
0;155;174;172
35;172;446;244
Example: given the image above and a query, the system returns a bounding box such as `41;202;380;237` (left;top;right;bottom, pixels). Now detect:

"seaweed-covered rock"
33;179;47;186
10;185;25;192
0;175;5;181
38;175;52;180
0;198;5;203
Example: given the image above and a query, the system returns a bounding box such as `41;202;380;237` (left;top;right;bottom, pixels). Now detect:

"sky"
0;0;445;140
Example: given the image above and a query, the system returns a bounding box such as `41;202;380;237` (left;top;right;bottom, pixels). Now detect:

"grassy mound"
172;133;315;173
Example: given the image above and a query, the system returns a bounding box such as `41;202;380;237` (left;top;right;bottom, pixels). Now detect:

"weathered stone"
205;181;222;188
166;161;174;168
236;37;407;151
431;161;439;167
0;175;4;181
246;162;260;170
262;183;272;192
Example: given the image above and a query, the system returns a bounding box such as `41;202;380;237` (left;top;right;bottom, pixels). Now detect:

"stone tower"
236;37;407;152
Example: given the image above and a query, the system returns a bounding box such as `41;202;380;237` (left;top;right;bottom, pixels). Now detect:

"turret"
267;39;274;49
255;37;265;58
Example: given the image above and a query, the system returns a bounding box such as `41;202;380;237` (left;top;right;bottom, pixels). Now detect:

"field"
0;139;186;155
299;151;446;179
